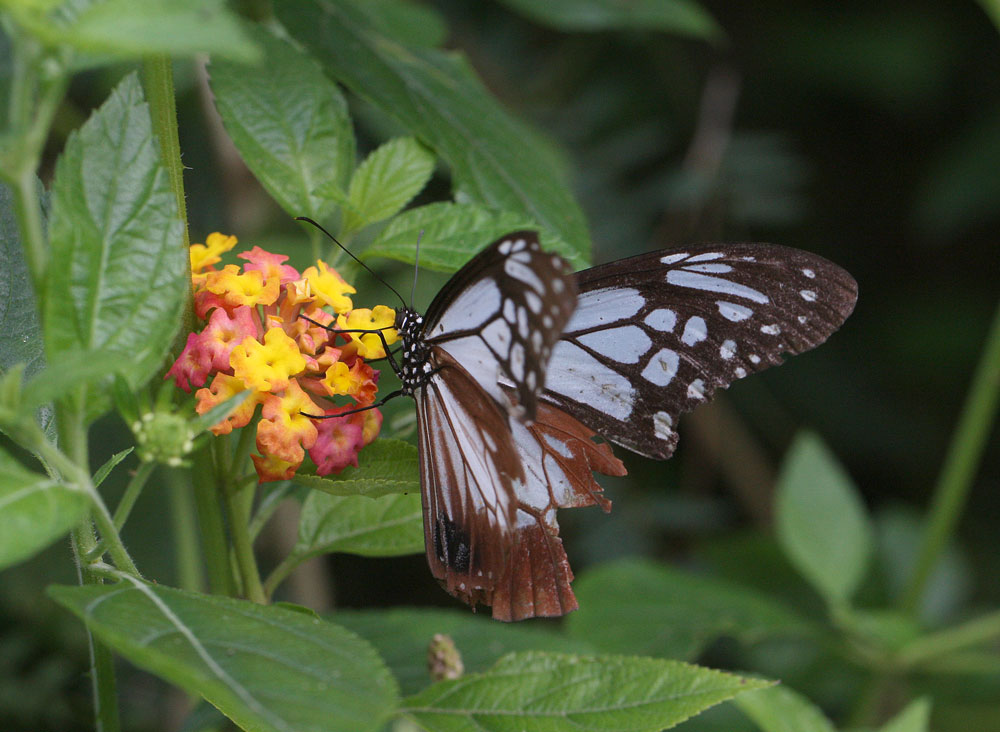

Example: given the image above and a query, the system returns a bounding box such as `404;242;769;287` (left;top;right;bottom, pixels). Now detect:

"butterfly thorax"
394;306;433;395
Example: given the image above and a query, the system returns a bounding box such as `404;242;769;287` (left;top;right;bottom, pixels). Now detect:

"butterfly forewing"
542;243;858;459
423;231;577;421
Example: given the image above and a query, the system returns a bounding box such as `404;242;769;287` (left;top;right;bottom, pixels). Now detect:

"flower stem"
226;480;267;604
167;467;204;592
901;301;1000;613
191;446;235;596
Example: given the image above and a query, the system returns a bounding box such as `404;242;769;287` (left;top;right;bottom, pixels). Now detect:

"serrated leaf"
336;608;595;696
497;0;722;39
0;450;88;570
295;438;419;497
879;698;931;732
364;201;570;273
294;491;424;560
341;137;434;236
566;558;813;660
44;73;188;423
210;27;354;221
775;432;873;607
42;0;258;63
49;581;399;732
401;651;771;731
735;685;836;732
278;0;591;268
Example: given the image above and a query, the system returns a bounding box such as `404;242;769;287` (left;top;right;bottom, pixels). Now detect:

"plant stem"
168;467;204;592
901;301;1000;612
191;446;235;596
141;55;189;249
898;608;1000;667
263;552;302;600
226;483;267;603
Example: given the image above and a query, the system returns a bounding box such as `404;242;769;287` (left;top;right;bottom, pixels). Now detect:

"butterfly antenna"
295;216;406;308
409;228;424;308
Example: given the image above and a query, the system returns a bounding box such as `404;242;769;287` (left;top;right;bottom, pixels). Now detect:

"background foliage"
0;0;997;731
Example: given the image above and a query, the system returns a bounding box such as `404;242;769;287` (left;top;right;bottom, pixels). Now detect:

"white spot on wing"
681;316;707;346
643;308;676;332
565;287;645;332
684;263;733;274
802;268;816;278
641;348;679;386
667;270;769;303
510;342;525;380
687;252;724;262
660;252;689;265
800;290;817;302
653;411;674;440
761;324;781;335
525;290;542;313
720;339;736;359
577;325;652;364
718;301;753;322
547;341;635;420
687;378;706;400
504;258;544;292
429;278;501;336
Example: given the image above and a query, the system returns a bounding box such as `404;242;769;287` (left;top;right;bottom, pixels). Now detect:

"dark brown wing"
422;231;577;421
543;243;858;459
489;401;625;621
416;348;523;607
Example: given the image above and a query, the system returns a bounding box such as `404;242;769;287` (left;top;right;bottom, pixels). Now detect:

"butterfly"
335;229;857;621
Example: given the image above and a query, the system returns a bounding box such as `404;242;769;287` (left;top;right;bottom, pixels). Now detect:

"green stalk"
902;301;1000;612
141;56;189;248
898;609;1000;667
191;446;235;596
226;484;267;604
168;467;204;592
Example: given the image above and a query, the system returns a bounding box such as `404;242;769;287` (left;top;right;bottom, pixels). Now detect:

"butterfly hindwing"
543;243;858;459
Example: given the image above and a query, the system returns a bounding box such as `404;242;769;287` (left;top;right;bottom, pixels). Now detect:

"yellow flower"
335;305;398;359
230;327;306;392
303;260;356;313
190;232;238;274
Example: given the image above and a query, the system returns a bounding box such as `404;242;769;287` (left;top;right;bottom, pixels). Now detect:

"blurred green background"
2;0;998;730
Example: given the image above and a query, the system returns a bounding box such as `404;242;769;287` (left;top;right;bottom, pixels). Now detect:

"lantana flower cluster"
166;233;398;482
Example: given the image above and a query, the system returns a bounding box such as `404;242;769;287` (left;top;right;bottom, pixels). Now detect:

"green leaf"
210;27;355;221
402;651;772;731
364;201;570;273
0;450;88;570
295;438;419;497
775;431;873;607
340;137;434;236
0;183;45;382
734;685;836;732
336;607;595;696
566;558;813;660
40;0;258;63
49;581;399;732
293;491;424;560
278;0;591;268
362;0;448;47
45;73;188;423
879;698;931;732
497;0;722;39
92;447;133;488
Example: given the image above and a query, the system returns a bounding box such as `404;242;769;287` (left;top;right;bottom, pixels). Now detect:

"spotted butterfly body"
393;231;857;621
